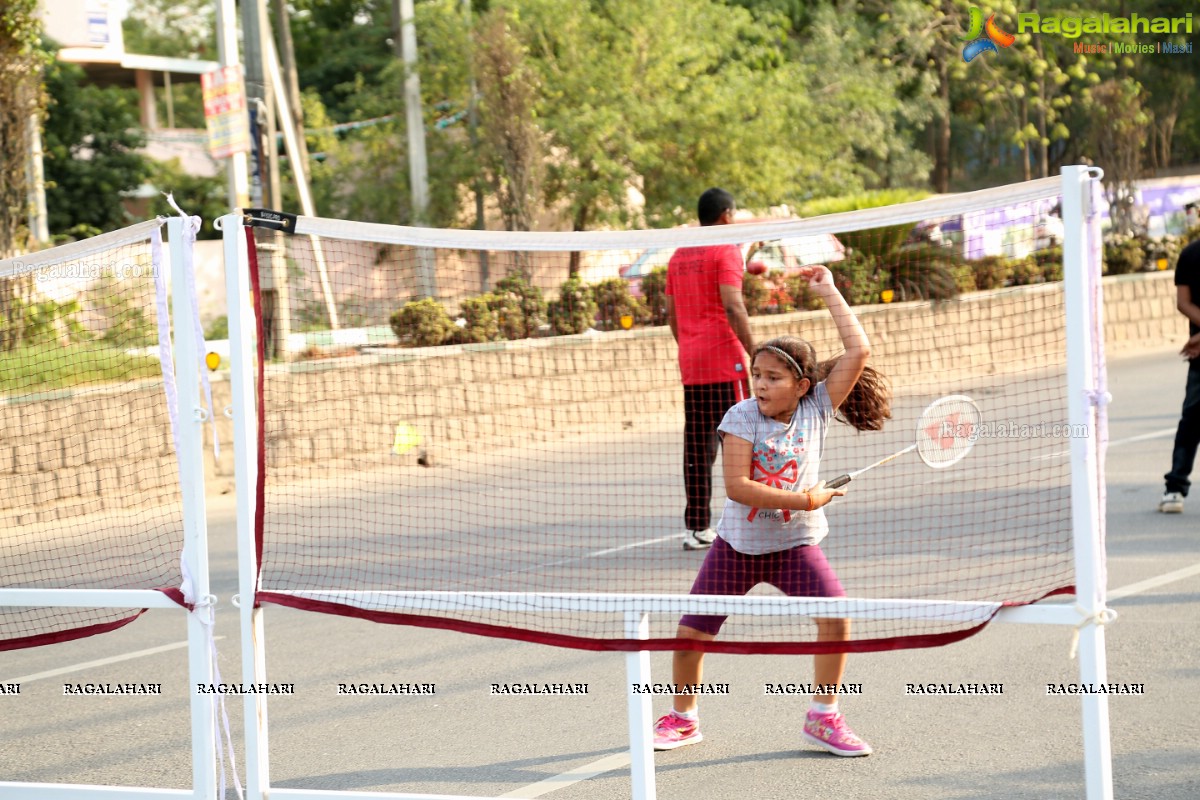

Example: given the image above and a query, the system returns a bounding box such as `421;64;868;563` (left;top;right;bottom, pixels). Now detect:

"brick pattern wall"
0;385;178;527
0;272;1182;525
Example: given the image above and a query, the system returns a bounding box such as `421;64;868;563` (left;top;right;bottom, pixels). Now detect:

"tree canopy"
34;0;1200;238
282;0;1198;231
41;56;150;237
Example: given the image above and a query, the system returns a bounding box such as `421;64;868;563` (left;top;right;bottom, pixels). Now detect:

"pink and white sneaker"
802;710;873;757
652;711;703;751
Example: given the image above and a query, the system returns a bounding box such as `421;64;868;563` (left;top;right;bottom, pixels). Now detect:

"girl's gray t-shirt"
716;383;834;554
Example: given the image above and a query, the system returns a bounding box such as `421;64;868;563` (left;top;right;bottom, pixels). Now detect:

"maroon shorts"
679;535;846;636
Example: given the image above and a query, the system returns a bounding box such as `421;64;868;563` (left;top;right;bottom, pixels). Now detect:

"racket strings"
916;397;983;468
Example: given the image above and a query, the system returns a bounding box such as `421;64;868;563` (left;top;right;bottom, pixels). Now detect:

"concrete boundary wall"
0;271;1182;526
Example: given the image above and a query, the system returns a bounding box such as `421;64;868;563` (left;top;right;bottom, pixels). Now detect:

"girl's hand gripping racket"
827;394;981;489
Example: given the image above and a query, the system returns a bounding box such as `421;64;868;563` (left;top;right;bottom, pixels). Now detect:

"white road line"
453;533;683;589
1108;427;1178;447
1030;426;1177;462
1109;561;1200;601
8;638;224;684
498;753;631;799
585;533;682;559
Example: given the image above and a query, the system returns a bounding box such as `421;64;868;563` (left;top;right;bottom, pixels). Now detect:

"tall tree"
0;0;47;258
292;0;1200;234
0;0;48;352
42;57;151;236
290;0;396;122
506;0;883;228
1122;0;1197;172
473;9;544;234
1080;78;1151;235
795;2;934;190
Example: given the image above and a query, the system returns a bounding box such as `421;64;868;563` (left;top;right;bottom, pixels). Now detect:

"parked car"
617;247;674;298
618;234;845;298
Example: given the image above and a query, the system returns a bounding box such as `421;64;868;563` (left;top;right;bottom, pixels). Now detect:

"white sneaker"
683;528;716;550
1158;492;1184;513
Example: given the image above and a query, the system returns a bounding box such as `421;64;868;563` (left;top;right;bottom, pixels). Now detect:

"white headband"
760;345;804;378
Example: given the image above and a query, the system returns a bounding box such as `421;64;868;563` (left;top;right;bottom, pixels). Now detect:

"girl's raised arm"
796;265;870;410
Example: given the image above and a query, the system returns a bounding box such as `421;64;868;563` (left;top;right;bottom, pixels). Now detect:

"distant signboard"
201;65;251;159
86;0;109;44
44;0;118;50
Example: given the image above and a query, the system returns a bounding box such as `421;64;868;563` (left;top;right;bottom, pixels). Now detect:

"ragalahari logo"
962;7;1016;61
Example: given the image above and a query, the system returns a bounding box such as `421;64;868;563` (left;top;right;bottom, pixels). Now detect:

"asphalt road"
2;347;1198;800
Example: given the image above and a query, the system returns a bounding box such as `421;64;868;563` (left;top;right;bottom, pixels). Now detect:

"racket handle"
827;473;851;489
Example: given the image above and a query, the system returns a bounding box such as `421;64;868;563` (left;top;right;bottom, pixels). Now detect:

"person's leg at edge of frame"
1161;359;1200;513
803;618;872;757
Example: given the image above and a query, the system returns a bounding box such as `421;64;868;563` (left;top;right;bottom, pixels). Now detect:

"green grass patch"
0;342;162;399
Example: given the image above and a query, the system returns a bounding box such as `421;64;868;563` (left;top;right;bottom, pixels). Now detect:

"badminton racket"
826;394;981;489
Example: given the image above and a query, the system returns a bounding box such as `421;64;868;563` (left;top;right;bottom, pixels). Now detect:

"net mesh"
0;223;184;650
248;178;1084;653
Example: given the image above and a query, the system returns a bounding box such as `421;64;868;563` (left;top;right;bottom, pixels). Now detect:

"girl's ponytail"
814;357;891;432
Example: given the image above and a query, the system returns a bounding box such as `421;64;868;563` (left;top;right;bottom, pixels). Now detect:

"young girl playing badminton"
654;264;891;757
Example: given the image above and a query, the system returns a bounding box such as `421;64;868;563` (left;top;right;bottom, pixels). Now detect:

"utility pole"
392;0;437;299
463;0;488;290
214;0;250;210
26;114;48;244
241;0;292;358
271;0;310;169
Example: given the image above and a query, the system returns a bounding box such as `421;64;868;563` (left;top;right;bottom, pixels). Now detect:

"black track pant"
682;381;747;531
1165;358;1200;497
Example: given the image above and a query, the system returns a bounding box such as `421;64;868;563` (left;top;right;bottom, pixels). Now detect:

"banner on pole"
201;66;251;160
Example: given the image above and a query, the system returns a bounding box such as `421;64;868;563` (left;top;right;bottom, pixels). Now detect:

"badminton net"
242;176;1091;653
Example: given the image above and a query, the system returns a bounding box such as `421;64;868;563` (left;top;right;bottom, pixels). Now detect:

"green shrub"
784;274;826;310
492;272;547;338
451;295;501;343
390;298;453;347
762;274;795;313
1146;235;1186;272
1008;256;1044;286
548;276;598;335
85;275;157;348
205;315;229;340
1034;246;1063;282
20;298;89;347
486;290;525;341
829;252;887;306
0;342;161;394
591;278;640;331
640;266;669;326
967;256;1012;291
19;299;59;347
632;296;655;325
888;245;958;301
742;273;769;315
799;188;932;217
1103;235;1145;275
100;307;156;348
950;264;977;294
800;189;931;261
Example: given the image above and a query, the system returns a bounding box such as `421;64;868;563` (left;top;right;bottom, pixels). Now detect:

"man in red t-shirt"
666;188;755;549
